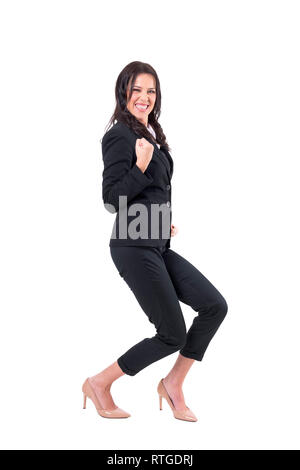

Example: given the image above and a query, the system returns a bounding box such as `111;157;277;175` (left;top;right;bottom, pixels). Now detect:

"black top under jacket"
101;121;174;248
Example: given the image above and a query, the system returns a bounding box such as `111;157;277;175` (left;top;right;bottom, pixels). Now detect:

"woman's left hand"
171;224;178;237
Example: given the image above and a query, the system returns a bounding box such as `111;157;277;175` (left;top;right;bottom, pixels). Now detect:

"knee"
158;325;186;351
173;331;187;350
217;297;228;320
173;323;187;349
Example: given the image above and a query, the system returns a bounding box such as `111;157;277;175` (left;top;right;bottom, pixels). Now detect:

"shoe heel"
159;394;163;410
83;393;87;409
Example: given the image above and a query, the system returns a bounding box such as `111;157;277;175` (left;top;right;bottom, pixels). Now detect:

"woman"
82;61;228;422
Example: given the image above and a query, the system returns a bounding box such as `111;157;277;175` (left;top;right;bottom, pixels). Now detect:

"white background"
0;0;299;450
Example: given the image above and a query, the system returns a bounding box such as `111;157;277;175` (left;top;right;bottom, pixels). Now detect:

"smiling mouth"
135;104;149;112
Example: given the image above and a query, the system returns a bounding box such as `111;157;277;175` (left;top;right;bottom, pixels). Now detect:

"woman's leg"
88;245;187;410
109;245;188;376
162;247;228;361
161;247;228;409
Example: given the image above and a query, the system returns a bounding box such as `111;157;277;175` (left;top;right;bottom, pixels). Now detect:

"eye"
133;88;156;93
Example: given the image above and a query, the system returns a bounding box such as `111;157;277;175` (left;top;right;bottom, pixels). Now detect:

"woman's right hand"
135;138;154;173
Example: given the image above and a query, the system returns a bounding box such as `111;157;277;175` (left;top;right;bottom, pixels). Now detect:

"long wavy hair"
102;61;171;152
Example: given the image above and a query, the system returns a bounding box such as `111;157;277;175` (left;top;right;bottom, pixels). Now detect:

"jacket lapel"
156;144;173;180
152;144;173;180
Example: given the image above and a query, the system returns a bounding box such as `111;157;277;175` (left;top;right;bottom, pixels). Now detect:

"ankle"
90;374;113;390
163;376;183;389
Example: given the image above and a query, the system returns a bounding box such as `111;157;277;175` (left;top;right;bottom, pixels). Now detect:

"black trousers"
110;243;228;376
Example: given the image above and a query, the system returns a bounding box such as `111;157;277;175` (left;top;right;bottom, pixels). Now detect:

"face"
126;73;156;126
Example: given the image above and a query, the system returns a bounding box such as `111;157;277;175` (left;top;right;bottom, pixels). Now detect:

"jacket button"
167;201;171;207
166;184;171;190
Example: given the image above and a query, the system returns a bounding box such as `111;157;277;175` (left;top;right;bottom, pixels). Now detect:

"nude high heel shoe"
157;378;198;422
82;378;131;419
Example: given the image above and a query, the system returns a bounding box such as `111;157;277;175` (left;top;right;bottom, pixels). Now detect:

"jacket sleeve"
102;129;154;213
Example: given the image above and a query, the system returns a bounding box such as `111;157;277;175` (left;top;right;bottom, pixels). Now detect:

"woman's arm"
102;129;153;213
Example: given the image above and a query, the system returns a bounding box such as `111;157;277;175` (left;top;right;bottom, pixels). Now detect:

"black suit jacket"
101;121;174;247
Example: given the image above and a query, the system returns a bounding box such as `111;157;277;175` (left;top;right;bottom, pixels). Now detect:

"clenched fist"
135;138;154;173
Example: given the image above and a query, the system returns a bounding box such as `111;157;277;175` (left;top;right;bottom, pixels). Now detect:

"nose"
139;93;149;103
